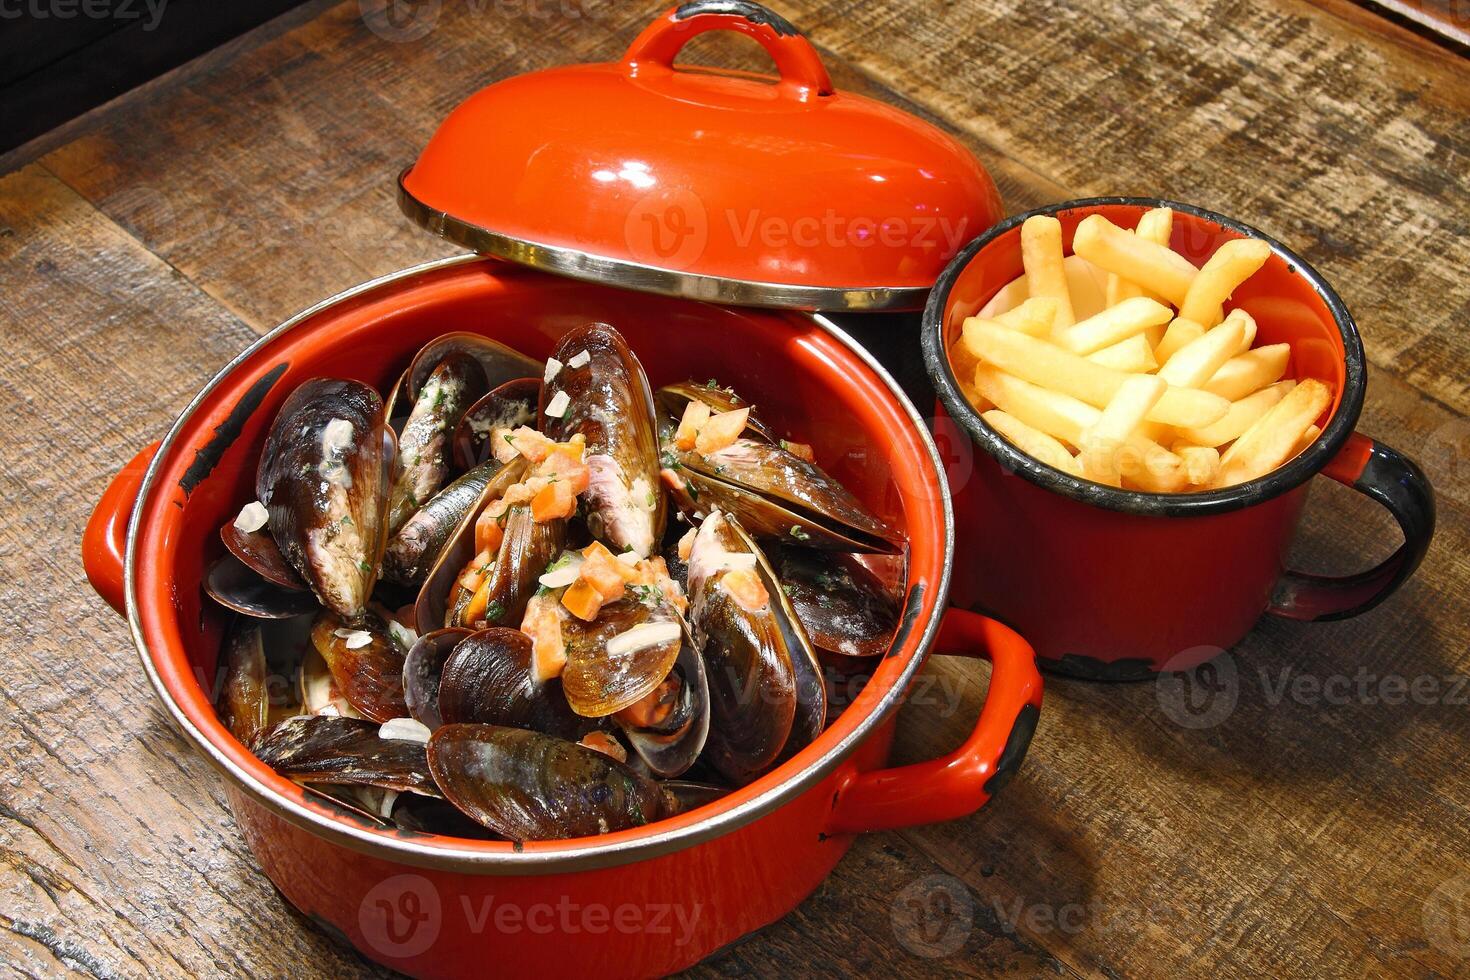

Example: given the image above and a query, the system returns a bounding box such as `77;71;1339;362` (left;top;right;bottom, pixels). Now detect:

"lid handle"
623;2;835;100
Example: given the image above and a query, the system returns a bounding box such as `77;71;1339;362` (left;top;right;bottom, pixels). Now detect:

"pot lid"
398;1;1003;312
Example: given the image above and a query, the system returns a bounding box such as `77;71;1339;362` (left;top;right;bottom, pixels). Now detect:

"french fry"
1056;296;1174;355
1172;380;1294;447
965;321;1229;428
974;366;1183;486
1178;238;1271;327
1064;255;1110;320
982;410;1084;477
1079;376;1167;486
1232;308;1258;353
1175;445;1222;486
1203;343;1290;400
1157;314;1249;388
1072;213;1199;307
1215;379;1332;487
1087;334;1158;373
1154;318;1206;364
1292;423;1322;458
1021;215;1076;329
1106;207;1174;308
992;296;1059;337
977;274;1030;319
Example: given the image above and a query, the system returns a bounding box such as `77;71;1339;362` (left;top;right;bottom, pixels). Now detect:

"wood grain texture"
1;0;1467;976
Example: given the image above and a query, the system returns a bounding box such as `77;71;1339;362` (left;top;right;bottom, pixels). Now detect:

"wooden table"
3;1;1467;976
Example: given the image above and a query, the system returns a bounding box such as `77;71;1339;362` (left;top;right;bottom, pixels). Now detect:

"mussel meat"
386;350;489;534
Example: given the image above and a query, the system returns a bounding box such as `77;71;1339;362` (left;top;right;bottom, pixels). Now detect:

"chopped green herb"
660;450;682;470
789;525;811;541
485;601;505;622
358;560;373;575
629;584;662;607
687;481;700;502
705;378;718;389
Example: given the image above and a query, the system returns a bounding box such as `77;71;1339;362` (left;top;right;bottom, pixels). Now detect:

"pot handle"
623;2;835;99
84;441;159;616
825;608;1042;836
1268;432;1434;621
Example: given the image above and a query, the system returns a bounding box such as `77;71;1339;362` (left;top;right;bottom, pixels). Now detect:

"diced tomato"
536;445;590;495
695;407;749;455
463;578;492;624
578;731;627;763
522;594;567;682
531;480;576;522
507;426;555;463
674;399;711;451
561;578;604;621
491;427;520;464
579;541;636;601
721;567;769;612
474;509;504;554
457;547;495;593
781;439;816;462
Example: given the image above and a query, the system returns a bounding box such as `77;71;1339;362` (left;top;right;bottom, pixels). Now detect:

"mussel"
426;724;673;841
217;619;271;746
309;609;408;723
383;460;507;586
452;377;539;470
662;432;900;554
540;323;665;557
404;332;541;403
441;505;565;630
255;715;439;797
616;638;710;778
386;351;489;535
437;628;598;742
656;380;776;444
205;553;320;619
559;596;684;719
256;378;393;622
400;627;470;730
686;511;824;784
775;548;901;661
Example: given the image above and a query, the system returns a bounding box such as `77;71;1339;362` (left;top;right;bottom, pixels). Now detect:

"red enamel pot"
922;197;1435;680
83;255;1042;977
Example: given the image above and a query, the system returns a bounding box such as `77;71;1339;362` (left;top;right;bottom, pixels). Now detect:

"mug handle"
825;608;1042;835
623;1;835;99
84;441;160;616
1268;432;1434;621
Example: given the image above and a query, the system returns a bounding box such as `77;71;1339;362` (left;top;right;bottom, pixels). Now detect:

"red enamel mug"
921;198;1435;680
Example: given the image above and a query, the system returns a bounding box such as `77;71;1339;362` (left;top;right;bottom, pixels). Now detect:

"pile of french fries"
949;208;1332;492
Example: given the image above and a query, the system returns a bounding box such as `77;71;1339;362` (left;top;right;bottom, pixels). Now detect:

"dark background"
0;0;308;155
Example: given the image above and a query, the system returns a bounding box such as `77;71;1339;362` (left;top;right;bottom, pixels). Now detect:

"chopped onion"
616;550;640;567
379;718;431;743
544;390;571;418
567;349;591;369
538;559;583;589
713;553;757;573
334;628;373;649
605;621;682;658
386;620;419;652
377;790;399;818
543;357;563;384
234;501;269;533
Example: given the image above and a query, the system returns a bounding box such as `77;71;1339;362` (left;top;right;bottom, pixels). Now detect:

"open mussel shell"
540;322;665;558
687;512;795;784
406;332;541;403
452;377;539;470
662;465;890;554
220;523;304;590
655;380;775;443
755;537;827;762
663;435;901;555
560;598;684;719
775;548;901;661
444;506;565;630
217;619;271;746
255;715;439;797
401;627;471;730
438;628;598;741
310;609;408;723
205;554;320;619
387;350;490;535
300;645;365;719
426;724;671;841
383;460;506;587
391;794;503;839
618;639;710;778
660;780;731;814
256;378;393;622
